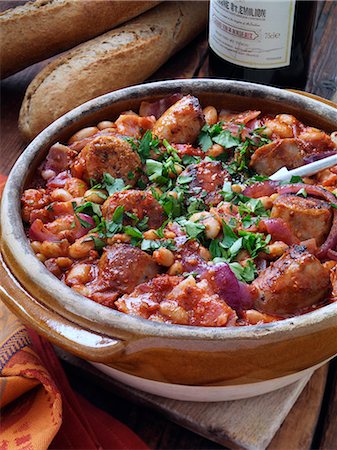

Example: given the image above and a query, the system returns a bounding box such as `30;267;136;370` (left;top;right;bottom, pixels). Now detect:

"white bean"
68;126;99;144
97;121;114;130
153;248;175;267
189;212;221;239
203;106;218;125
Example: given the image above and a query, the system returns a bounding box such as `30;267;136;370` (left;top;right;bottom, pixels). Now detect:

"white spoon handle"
269;154;337;182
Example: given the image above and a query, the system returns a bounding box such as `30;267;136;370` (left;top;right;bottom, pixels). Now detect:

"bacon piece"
115;114;156;138
139;93;183;119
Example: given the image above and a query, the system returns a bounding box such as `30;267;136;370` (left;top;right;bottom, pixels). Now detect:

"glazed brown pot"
1;79;337;389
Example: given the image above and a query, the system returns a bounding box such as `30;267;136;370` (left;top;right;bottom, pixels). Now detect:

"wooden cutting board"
55;348;328;450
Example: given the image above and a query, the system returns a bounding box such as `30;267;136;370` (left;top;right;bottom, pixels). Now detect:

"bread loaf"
19;1;208;141
0;0;160;79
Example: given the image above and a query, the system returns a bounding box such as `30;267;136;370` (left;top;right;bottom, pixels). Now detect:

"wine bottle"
208;0;317;89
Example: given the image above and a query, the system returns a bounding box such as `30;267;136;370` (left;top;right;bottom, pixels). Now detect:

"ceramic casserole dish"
1;79;337;401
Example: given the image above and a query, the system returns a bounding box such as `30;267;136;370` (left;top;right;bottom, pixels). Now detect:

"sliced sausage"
253;245;330;316
102;190;165;229
250;138;307;176
271;194;332;246
71;135;141;184
87;244;159;307
179;160;231;206
152;95;205;144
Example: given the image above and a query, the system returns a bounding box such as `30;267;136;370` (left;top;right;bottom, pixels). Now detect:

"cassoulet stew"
21;95;337;327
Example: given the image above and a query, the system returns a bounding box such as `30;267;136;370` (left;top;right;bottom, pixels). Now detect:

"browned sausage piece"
71;134;141;184
271;194;332;246
253;246;330;316
87;244;159;306
152;95;205;144
102;190;165;229
250;138;306;176
180;160;231;206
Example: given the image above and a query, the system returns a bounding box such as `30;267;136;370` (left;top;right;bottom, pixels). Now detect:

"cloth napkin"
0;175;149;450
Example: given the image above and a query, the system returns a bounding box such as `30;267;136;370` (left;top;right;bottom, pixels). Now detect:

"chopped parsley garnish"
221;182;270;227
73;201;102;217
126;130;160;163
245;174;271;185
228;260;257;283
209;221;270;263
145;139;183;187
175;217;206;239
198;122;238;152
177;175;193;185
280;175;304;184
88;236;106;252
89;173;127;197
141;239;177;252
103;174;127;196
197;121;272;174
213;129;240;149
181;154;201;165
296;187;308;197
124;226;143;239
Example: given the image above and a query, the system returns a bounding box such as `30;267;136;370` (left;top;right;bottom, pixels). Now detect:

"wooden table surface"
1;1;336;449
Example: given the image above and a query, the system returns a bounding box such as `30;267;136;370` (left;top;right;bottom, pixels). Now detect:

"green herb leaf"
175;217;206;239
213;130;239;148
74;201;102;217
102;174;126;196
221;222;238;248
289;175;304;183
229;260;257;282
182;155;201;166
138;130;160;162
198;131;213;152
112;205;124;223
141;239;176;252
124;226;143;239
89;236;106;252
177;175;193;185
296;188;308;198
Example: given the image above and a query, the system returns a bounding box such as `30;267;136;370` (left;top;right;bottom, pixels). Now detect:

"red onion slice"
73;214;95;239
242;181;279;198
327;249;337;261
303;150;337;164
258;218;299;245
201;263;254;312
29;219;60;242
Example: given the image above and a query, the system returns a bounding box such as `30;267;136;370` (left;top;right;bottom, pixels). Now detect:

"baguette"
19;1;208;141
0;0;160;79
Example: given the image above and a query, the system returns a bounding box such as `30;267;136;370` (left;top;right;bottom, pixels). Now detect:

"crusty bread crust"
0;0;160;79
19;1;208;141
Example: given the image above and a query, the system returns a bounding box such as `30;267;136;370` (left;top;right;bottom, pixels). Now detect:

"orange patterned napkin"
0;175;149;450
0;308;62;449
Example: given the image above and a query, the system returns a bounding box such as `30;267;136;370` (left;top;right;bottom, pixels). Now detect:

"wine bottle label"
209;0;296;69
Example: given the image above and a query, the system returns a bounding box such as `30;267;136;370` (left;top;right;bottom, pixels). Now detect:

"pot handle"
0;255;124;363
